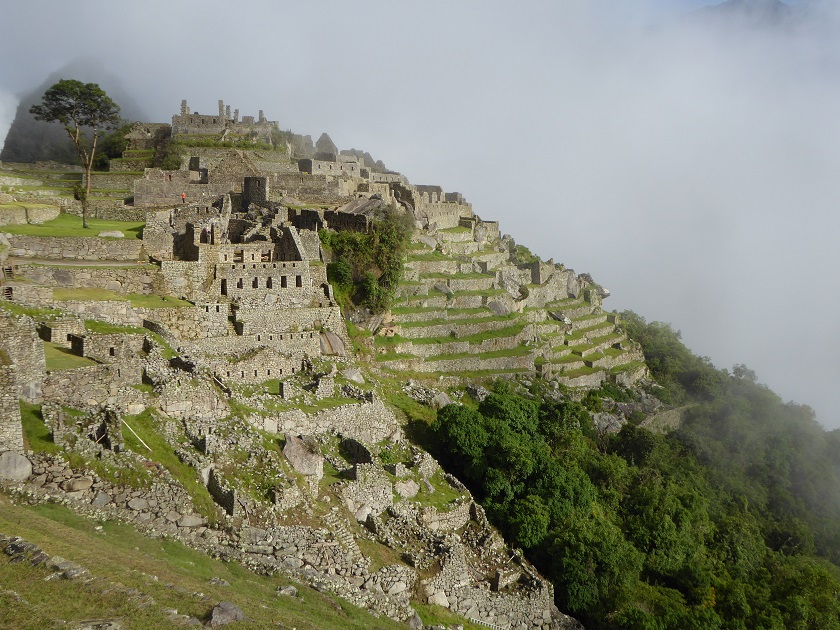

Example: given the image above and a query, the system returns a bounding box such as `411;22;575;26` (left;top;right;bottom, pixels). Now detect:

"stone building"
171;99;277;144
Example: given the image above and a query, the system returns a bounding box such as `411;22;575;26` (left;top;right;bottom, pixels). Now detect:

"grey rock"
91;492;112;507
387;581;407;595
209;601;245;627
0;452;32;481
433;282;454;297
354;504;372;523
209;577;230;587
127;498;148;511
341;367;365;384
466;384;490;402
428;590;450;608
283;434;324;479
407;611;424;630
177;515;206;528
394;480;420;499
282;557;304;569
62;477;93;492
277;585;298;597
487;299;510;317
97;230;124;238
431;391;452;409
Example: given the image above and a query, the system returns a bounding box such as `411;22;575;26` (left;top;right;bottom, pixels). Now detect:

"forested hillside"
430;311;840;629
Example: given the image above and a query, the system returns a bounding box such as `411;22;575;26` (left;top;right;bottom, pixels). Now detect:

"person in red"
181;192;187;204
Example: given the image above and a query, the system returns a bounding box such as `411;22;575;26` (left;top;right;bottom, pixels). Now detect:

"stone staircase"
323;508;364;563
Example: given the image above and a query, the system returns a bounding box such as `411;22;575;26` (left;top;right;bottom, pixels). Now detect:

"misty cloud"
1;0;839;424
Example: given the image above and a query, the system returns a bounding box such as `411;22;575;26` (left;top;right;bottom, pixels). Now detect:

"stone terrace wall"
0;361;23;453
42;364;142;410
139;305;228;340
0;311;45;402
0;205;59;226
70;332;145;363
247;398;399;444
16;265;165;295
271;172;354;204
5;235;144;261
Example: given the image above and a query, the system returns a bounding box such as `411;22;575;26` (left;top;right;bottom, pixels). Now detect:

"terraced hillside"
375;219;648;388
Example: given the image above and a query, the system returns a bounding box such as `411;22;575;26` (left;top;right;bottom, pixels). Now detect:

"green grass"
121;409;221;522
427;346;532;362
0;300;63;320
53;288;192;308
398;313;516;328
0;493;407;630
83;320;147;335
412;470;465;511
1;214;144;238
611;361;647;374
19;402;60;454
420;272;493;280
376;323;527;348
561;366;603;378
43;341;98;371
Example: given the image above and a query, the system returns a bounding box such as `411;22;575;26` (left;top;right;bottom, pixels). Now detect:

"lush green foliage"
322;208;413;312
29;80;121;227
431;316;840;628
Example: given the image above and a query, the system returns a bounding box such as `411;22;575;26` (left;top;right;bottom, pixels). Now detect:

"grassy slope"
0;493;406;630
1;214;144;238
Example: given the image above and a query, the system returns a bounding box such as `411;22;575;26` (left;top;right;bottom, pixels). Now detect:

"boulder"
487;299;510;317
283;435;324;480
341;367;365;384
0;452;32;481
97;231;124;238
395;480;420;499
431;391;452;409
433;282;454;297
277;585;298;597
209;601;245;627
62;477;93;492
428;590;450;608
177;515;207;528
319;331;345;356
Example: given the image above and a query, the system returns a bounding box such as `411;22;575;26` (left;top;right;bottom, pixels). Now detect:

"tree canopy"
30;79;121;227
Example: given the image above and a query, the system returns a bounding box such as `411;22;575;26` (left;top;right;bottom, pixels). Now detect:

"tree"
30;80;121;228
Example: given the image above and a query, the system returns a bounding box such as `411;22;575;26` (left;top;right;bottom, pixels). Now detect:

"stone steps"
323;509;363;562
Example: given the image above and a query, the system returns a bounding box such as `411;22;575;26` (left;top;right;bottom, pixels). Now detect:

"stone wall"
139;305;228;341
0;311;45;402
42;364;143;410
0;205;59;226
270;172;354;204
37;317;86;349
208;467;241;517
70;332;145;363
16;265;164;295
418;501;473;533
5;235;144;262
247;397;399;444
0;359;23;453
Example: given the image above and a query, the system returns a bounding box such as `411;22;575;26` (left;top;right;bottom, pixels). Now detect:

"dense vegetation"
322;208;413;313
431;311;840;629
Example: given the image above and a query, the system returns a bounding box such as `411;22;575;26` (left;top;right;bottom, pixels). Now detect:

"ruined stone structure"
171;99;277;144
0;351;22;453
0;97;653;629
